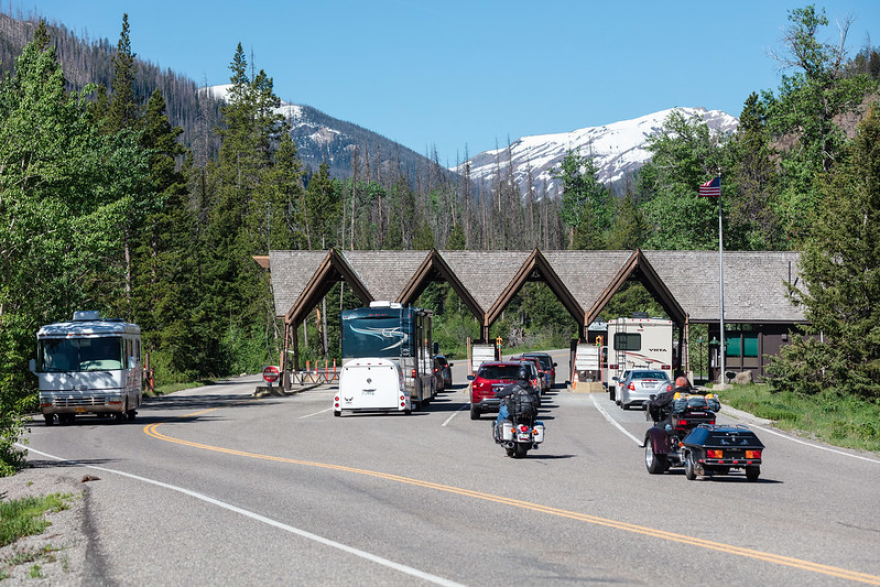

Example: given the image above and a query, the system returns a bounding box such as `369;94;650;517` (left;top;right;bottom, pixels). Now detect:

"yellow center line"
144;417;880;586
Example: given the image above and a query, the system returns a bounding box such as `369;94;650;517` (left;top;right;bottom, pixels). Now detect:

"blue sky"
9;1;880;165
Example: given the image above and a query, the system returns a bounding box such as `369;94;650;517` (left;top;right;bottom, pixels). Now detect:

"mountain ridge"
455;107;739;196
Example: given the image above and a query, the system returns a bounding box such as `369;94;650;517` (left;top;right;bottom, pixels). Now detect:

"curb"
252;382;325;398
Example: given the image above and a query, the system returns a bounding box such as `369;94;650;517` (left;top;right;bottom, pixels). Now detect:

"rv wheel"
44;414;55;426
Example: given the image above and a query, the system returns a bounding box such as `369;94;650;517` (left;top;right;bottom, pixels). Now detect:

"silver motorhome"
30;311;142;425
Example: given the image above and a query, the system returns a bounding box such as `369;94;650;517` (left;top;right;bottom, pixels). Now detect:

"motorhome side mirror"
29;359;37;374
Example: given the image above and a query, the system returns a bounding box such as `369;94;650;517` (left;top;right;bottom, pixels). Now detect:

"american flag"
699;176;721;197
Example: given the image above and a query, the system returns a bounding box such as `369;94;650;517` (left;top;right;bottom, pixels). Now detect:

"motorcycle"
494;415;545;458
643;392;718;474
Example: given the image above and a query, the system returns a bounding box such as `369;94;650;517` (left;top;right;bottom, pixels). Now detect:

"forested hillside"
1;6;880;474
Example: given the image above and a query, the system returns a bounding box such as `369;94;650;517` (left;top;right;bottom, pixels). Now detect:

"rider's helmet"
517;366;531;382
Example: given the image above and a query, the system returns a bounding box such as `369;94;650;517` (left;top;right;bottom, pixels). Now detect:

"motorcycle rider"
648;376;690;420
494;366;539;440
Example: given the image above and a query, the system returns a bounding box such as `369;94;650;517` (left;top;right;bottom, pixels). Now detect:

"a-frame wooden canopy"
264;248;803;339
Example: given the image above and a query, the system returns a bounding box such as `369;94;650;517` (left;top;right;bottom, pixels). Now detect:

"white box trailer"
605;317;673;401
334;358;411;416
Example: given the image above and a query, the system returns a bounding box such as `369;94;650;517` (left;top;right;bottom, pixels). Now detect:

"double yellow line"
145;411;880;585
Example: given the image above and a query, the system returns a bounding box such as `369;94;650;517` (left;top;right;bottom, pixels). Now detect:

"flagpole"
717;171;725;385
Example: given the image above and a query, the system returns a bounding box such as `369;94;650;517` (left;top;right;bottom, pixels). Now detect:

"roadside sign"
262;365;280;384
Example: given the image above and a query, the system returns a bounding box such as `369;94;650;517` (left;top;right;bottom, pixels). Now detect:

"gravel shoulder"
1;463;90;586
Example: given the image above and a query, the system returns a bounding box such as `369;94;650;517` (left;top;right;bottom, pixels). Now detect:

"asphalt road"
21;352;880;586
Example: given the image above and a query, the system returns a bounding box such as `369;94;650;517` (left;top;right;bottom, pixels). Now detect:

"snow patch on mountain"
456;107;739;196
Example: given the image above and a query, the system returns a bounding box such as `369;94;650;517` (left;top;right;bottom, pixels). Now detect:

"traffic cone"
572;371;579;391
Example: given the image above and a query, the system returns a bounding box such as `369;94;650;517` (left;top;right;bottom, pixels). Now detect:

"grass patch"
715;383;880;453
152;380;216;396
0;493;71;548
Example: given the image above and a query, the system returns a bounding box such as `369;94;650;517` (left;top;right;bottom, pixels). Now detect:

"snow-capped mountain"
203;84;444;181
456;107;739;196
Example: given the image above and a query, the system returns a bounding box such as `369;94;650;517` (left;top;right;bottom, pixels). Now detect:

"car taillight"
661;365;671;370
610;364;619;370
745;450;762;459
666;383;673;391
411;369;417;378
628;383;635;391
708;450;724;458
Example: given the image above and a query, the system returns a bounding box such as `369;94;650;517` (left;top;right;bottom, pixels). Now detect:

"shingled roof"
266;249;806;331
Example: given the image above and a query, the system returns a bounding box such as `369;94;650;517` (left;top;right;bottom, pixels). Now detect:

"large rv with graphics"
336;302;436;414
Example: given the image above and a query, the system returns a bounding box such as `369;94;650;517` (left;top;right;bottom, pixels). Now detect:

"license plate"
362;389;375;395
75;407;86;413
516;432;531;441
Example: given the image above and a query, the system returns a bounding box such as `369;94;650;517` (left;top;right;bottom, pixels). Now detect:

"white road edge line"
442;404;467;427
19;445;466;587
744;424;880;464
299;407;334;419
588;396;880;465
590;395;643;445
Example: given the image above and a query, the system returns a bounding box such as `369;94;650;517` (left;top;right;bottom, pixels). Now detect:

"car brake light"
745;450;762;459
609;364;618;370
628;383;635;391
411;369;417;378
708;450;724;458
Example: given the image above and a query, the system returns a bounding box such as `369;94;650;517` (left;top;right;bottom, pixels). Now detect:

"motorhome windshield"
342;315;411;359
38;337;123;372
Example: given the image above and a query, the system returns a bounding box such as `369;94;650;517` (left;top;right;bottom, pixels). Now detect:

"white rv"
30;311;142;425
605;317;673;402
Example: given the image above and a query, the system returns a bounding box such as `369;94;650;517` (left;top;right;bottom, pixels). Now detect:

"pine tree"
768;105;880;399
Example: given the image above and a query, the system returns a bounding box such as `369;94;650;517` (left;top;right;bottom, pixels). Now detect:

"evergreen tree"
768;105;880;400
636;110;732;250
0;21;149;472
727;93;781;250
301;161;341;249
554;149;612;250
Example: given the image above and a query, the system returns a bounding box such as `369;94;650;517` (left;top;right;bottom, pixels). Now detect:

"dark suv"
522;352;557;388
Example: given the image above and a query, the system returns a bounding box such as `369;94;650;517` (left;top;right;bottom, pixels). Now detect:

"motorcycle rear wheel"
513;443;529;458
645;442;668;474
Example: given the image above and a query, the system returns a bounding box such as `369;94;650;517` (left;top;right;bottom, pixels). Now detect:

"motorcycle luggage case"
500;422;514;441
532;422;545;443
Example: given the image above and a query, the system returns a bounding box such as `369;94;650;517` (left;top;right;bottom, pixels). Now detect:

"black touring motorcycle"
643;392;765;481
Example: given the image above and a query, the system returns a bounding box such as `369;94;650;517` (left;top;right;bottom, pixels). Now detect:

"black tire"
645;441;668;474
513;443;529;458
609;386;616;401
746;466;760;482
114;412;126;423
505;447;515;457
59;414;75;425
470;405;480;420
622;402;630;411
404;409;412;415
685;453;697;480
126;410;137;421
333;410;341;417
44;414;55;426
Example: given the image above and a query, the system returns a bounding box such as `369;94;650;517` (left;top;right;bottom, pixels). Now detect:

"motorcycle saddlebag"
532;422;545;443
500;422;514;441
